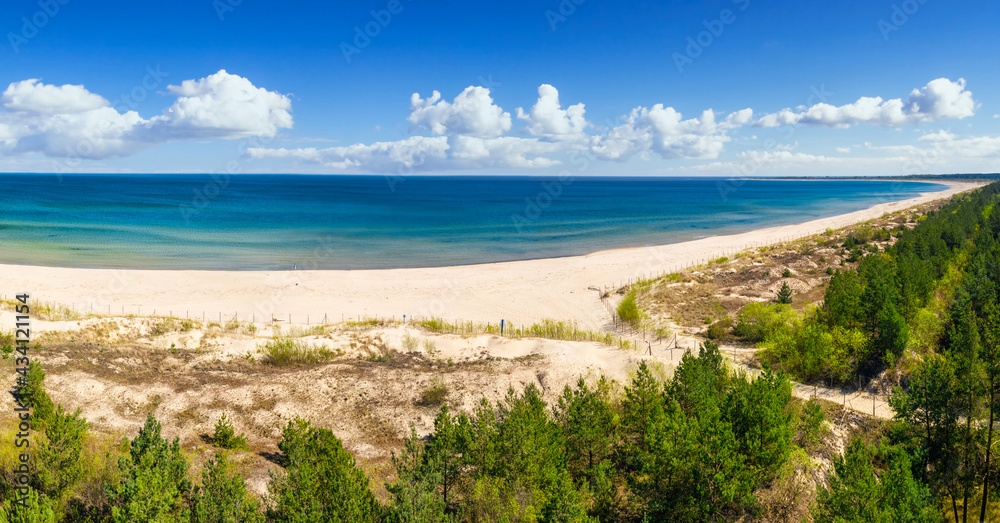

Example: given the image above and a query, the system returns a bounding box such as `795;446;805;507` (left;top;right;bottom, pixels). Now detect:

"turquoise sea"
0;175;945;270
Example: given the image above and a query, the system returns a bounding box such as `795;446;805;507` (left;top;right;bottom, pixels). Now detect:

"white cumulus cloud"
589;105;751;161
3;79;108;114
516;84;588;140
408;86;511;137
147;69;293;140
755;78;975;128
0;70;292;160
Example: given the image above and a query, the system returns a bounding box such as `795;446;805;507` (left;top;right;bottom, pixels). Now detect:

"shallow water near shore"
0;174;945;270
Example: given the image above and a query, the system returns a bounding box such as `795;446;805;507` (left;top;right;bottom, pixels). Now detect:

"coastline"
0;181;981;330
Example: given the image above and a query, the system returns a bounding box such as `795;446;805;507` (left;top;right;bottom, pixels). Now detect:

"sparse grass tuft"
401;332;419;352
416;378;448;407
1;299;83;321
282;324;327;338
415;316;638;351
259;338;339;366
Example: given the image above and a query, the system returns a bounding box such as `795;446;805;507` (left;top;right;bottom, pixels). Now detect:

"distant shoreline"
0;181;980;332
0;175;952;271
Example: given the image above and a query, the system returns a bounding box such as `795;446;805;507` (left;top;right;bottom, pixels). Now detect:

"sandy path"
0;181;980;331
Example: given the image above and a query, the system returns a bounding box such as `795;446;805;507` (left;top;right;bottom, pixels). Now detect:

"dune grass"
415;317;638;351
259;338;339;366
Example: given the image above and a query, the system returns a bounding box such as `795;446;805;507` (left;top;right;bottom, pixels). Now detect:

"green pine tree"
267;418;382;522
107;414;191;523
37;404;88;507
814;439;937;522
190;453;264;523
775;282;793;304
386;428;448;523
554;377;615;485
0;488;56;523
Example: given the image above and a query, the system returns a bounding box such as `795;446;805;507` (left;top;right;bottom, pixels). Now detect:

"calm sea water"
0;174;945;270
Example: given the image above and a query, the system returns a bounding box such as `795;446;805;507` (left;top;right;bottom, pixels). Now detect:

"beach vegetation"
662;272;683;282
37;404;88;512
107;414;192;522
212;413;248;451
191;453;264;523
259;338;338;366
281;324;327;338
733;302;794;342
776;282;793;304
343;316;395;330
796;398;827;453
415;317;636;350
267;418;383;522
416;377;449;407
0;331;13;360
706;317;733;340
401;332;419;352
616;294;643;326
814;439;937;522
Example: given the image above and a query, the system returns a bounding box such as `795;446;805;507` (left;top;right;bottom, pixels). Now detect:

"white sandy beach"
0;181;981;331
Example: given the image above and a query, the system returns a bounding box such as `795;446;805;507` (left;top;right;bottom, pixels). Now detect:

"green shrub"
268;418;382;522
191;454;264;522
107;415;191;522
212;413;248;450
797;398;827;452
733;302;794;342
259;338;336;366
35;404;89;517
760;311;867;383
417;378;448;407
782;268;792;278
401;332;419;352
706;317;733;340
906;307;944;355
616;295;644;326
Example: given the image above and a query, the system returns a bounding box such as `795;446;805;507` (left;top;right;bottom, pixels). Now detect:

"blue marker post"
501;319;504;336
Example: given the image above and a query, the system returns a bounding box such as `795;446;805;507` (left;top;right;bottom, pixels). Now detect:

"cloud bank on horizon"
0;72;993;176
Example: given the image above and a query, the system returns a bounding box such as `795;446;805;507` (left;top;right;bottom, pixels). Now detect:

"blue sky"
1;0;997;176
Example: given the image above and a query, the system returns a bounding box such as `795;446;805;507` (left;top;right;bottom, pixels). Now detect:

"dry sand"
0;181;980;331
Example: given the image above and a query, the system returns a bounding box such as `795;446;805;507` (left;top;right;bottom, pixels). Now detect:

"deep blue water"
0;174;945;269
